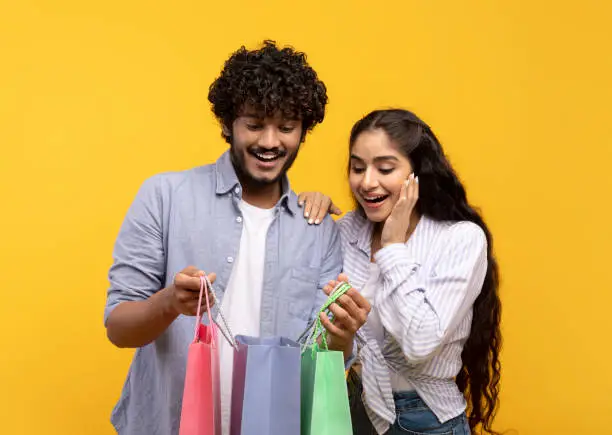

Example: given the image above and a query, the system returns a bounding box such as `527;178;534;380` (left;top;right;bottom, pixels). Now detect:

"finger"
313;195;329;224
199;294;215;310
187;298;211;316
174;272;204;291
325;277;351;296
177;288;200;303
325;276;349;297
319;312;350;340
345;287;372;313
308;194;323;225
336;294;368;327
330;203;343;215
401;178;409;200
181;283;216;311
180;265;203;276
390;180;409;216
303;193;314;219
411;175;420;204
323;280;338;296
206;272;217;284
328;303;358;332
298;192;306;207
335;293;360;318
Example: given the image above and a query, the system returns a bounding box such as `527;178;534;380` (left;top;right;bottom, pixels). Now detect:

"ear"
222;124;231;137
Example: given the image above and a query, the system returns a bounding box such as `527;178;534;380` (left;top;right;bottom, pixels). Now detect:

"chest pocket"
285;266;320;321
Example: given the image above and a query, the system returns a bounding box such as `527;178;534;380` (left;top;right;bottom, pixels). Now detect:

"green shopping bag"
300;282;353;435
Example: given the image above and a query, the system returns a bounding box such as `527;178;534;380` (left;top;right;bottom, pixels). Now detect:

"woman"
300;108;502;434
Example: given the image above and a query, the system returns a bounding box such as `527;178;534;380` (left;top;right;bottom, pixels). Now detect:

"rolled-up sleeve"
104;175;166;325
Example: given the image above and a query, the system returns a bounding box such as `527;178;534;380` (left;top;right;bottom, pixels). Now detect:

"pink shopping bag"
179;275;221;435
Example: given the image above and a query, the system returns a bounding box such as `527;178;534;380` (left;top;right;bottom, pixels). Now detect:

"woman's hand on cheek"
381;173;419;247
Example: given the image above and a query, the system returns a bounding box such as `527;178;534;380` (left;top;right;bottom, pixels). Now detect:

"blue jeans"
386;391;471;435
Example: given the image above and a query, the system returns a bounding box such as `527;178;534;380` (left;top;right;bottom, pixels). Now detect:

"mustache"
248;146;287;157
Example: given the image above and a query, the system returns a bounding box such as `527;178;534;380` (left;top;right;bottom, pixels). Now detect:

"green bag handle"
301;281;352;357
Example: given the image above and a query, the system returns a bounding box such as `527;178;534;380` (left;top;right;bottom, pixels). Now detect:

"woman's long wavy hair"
349;109;502;434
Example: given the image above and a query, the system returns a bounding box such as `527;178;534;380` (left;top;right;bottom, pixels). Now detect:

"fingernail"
298;202;303;207
415;176;419;184
308;219;314;224
315;219;320;224
305;212;309;218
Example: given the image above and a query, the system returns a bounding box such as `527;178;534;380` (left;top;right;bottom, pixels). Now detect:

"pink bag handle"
193;275;215;343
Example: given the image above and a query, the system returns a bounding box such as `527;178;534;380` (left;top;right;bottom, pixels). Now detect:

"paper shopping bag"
230;335;301;435
300;282;353;435
179;276;222;435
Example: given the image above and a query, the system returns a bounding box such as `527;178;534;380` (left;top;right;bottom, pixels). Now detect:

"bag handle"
203;275;238;349
193;275;215;343
192;274;238;349
299;281;353;355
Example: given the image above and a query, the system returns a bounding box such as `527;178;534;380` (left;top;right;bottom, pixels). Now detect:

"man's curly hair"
208;40;328;143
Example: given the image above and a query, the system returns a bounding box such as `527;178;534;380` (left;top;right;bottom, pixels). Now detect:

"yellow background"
1;1;610;434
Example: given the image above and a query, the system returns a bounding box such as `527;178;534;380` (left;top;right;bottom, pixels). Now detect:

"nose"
259;126;282;148
360;167;379;191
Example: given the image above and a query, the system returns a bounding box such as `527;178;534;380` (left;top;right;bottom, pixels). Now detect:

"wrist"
327;334;352;352
155;286;180;319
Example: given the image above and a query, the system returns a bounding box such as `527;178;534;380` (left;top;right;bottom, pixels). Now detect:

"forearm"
106;287;178;348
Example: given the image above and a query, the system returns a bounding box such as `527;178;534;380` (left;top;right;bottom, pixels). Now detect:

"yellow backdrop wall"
1;1;610;434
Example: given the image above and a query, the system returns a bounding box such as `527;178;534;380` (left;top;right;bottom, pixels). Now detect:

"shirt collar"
348;210;432;257
214;150;297;215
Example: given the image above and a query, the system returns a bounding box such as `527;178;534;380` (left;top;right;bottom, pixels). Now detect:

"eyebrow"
243;113;264;120
350;154;399;163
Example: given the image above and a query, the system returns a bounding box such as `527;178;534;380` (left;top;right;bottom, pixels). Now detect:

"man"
104;40;369;435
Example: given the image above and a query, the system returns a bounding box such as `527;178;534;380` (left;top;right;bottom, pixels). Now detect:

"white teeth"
255;153;278;161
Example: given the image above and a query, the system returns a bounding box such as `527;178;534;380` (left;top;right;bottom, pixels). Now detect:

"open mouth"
249;149;285;163
362;194;389;204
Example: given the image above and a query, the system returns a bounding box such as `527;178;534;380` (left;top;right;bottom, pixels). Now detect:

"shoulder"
447;220;486;247
283;190;342;242
337;210;366;238
430;218;487;256
136;162;217;202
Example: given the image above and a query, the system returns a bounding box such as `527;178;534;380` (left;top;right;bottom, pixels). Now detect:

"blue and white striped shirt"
338;211;487;434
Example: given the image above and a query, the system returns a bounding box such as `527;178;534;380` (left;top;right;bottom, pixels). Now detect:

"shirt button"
234;187;240;194
227;256;234;263
236;216;242;223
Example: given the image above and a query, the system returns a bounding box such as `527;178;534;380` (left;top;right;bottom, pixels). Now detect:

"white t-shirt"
217;200;275;435
361;262;414;392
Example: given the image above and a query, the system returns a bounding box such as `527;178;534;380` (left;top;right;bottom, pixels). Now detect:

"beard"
229;142;300;188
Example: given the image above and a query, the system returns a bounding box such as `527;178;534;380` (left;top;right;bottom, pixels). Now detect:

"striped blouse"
338;211;488;434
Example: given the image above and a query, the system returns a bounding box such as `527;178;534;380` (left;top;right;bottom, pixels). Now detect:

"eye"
246;123;262;131
351;166;365;174
279;125;296;133
378;167;395;175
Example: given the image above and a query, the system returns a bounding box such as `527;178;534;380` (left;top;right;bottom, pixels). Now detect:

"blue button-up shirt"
104;150;343;435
